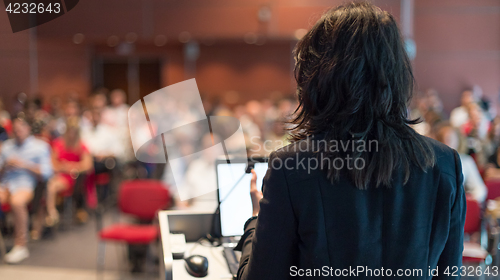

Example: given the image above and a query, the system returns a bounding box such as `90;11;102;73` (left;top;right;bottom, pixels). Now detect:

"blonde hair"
64;116;81;148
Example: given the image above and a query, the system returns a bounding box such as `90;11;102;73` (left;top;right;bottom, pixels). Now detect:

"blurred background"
0;0;500;279
1;0;499;110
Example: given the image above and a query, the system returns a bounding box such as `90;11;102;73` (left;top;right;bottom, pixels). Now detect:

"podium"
159;210;233;280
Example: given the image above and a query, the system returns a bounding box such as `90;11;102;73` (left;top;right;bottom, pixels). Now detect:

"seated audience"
461;102;493;167
80;109;117;203
1;79;493;269
410;93;432;136
436;125;487;203
473;84;495;120
101;89;133;165
179;133;218;210
450;89;475;128
484;146;500;181
49;99;84;139
0;125;7;143
0;98;11;134
90;89;109;112
0;116;52;263
46;116;93;225
81;109;118;171
423;88;445;127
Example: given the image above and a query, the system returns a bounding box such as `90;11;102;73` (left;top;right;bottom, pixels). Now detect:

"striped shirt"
0;136;52;191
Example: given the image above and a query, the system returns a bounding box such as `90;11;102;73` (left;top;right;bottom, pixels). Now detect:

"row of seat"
462;180;500;278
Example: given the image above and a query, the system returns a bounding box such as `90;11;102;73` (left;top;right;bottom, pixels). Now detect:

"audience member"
450;89;475;128
263;120;289;152
0;116;52;263
101;89;132;164
409;93;432;136
435;125;487;203
0;125;8;143
50;99;83;139
179;133;218;211
24;99;51;142
461;102;493;167
473;85;495;120
0;98;11;134
46;117;93;226
484;146;500;181
408;89;445;137
81;109;118;168
80;109;119;205
90;89;109;111
102;89;128;128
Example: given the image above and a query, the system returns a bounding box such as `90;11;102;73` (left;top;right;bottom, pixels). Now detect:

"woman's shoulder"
414;134;460;178
267;139;323;181
418;134;456;160
269;135;460;180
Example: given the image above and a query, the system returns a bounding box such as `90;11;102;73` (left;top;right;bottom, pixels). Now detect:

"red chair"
94;172;111;208
97;179;171;273
485;180;500;201
1;203;10;213
0;203;9;260
464;197;482;235
479;168;486;181
462;197;489;269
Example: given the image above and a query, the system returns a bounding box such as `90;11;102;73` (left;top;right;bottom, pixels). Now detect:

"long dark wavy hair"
290;2;435;189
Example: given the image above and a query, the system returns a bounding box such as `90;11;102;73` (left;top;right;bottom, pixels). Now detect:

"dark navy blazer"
237;136;465;279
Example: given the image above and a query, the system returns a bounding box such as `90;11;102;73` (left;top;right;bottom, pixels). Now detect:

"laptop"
215;157;269;279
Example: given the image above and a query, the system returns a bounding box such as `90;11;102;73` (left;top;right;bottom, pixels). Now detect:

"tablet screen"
216;160;269;237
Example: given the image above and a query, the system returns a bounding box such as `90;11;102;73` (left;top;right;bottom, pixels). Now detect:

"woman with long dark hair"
236;2;465;279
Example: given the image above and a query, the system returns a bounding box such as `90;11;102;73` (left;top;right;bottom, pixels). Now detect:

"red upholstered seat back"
485;180;500;201
118;180;171;220
464;196;481;235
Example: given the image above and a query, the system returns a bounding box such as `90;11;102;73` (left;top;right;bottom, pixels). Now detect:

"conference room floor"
0;210;158;279
0;265;152;280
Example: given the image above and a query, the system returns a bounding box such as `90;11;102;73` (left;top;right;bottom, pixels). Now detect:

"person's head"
415;93;429;112
24;99;40;120
12;115;31;142
200;133;220;161
64;116;80;147
91;93;108;110
461;90;475;107
290;2;434;188
110;89;126;107
278;98;294;117
425;88;442;112
293;2;414;132
64;100;80;118
246;100;262;117
435;125;459;150
467;102;483;127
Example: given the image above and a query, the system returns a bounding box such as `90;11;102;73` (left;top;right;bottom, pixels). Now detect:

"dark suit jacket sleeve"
236;151;298;280
435;150;466;278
